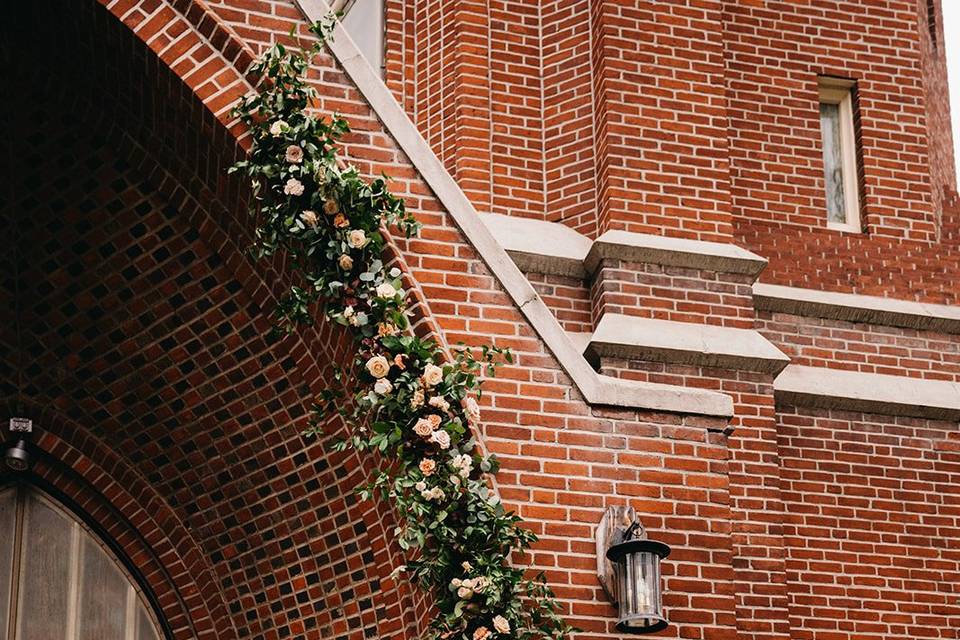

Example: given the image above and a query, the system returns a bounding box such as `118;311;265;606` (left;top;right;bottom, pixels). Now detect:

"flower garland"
230;19;573;640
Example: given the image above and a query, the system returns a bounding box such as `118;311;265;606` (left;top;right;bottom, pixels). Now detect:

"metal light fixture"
597;506;671;634
5;417;33;472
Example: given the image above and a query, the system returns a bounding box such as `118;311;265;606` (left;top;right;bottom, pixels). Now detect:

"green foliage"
231;19;573;640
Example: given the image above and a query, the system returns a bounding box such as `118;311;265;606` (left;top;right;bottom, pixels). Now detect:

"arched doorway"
0;0;420;636
0;483;165;640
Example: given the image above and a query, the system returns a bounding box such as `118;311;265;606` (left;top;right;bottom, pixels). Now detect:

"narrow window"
818;78;861;232
332;0;385;77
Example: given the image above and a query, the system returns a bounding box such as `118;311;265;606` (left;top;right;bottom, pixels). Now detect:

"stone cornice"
480;214;769;280
774;365;960;421
754;283;960;334
480;213;590;278
585;230;768;279
588;314;790;375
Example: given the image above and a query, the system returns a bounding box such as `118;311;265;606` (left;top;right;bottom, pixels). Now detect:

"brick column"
412;0;492;210
591;0;733;242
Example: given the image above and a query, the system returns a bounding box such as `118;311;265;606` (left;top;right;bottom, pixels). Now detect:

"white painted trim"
775;365;960;421
293;0;733;417
754;283;960;334
588;314;790;374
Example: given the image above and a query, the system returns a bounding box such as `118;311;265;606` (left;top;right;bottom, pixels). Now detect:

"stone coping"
480;213;590;278
585;230;768;279
479;214;768;280
774;365;960;421
588;314;790;375
754;283;960;334
295;0;733;418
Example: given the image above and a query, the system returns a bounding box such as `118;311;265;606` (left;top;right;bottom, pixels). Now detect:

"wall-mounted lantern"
596;506;670;634
5;417;33;472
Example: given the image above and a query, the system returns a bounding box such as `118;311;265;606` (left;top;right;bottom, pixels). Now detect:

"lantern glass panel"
616;549;662;630
606;539;669;634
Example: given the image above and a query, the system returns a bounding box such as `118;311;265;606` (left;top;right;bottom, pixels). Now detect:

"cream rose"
283;178;304;196
365;355;390;379
423;487;444;501
376;282;397;298
492;616;510;635
423;363;444;388
429;396;450;412
300;210;318;228
285;144;304;163
338;254;354;270
374;378;393;395
452;453;472;478
347;229;369;248
464;396;481;424
430;429;451;450
411;389;424;408
269;120;287;136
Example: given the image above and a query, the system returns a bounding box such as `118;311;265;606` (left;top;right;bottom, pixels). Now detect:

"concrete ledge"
774;365;960;421
480;213;590;278
585;230;768;279
754;283;960;334
590;374;733;421
295;0;733;419
588;314;790;374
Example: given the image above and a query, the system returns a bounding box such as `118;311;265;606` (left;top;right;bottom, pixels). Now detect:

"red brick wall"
758;312;960;382
591;262;756;329
382;0;960;300
726;0;960;303
725;0;939;241
920;0;956;230
778;406;960;639
528;272;594;335
5;2;751;640
591;0;733;241
542;0;598;235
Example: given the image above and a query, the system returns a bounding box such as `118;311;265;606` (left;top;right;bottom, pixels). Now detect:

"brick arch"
2;0;427;638
4;402;232;640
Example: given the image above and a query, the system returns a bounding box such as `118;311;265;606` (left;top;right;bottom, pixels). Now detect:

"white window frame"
818;77;862;232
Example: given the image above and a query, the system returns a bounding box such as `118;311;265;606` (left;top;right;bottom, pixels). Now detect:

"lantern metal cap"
606;539;670;563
